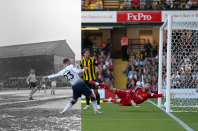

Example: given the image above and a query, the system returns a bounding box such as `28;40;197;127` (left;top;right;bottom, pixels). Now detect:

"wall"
127;28;160;44
82;29;111;45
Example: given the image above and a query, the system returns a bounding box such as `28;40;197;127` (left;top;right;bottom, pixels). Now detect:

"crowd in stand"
122;39;159;93
81;0;103;9
120;0;198;9
81;0;198;9
165;31;198;89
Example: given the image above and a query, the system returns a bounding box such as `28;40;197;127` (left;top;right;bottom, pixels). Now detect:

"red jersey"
185;41;193;49
129;86;163;104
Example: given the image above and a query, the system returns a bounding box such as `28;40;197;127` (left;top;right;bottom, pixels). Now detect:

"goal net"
158;15;198;112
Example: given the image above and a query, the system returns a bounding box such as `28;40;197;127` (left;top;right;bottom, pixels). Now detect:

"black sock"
86;96;90;105
95;93;100;105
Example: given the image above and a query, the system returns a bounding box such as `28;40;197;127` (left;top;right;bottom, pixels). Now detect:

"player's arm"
71;67;88;74
94;58;101;79
43;72;62;79
147;93;164;98
80;61;84;80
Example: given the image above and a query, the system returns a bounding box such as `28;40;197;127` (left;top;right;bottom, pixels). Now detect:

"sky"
0;0;81;60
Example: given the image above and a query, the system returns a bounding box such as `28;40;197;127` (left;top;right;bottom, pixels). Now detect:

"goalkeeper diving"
89;81;164;106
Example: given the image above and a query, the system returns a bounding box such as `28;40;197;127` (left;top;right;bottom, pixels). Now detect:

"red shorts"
115;89;132;106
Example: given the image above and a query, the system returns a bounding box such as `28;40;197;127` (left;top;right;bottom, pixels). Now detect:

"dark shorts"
115;89;132;106
84;80;98;89
72;81;92;100
30;82;36;88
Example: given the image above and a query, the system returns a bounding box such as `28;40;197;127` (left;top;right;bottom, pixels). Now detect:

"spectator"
186;0;193;8
136;50;143;60
92;43;98;53
166;0;173;8
84;0;91;9
130;52;136;59
90;0;96;9
144;39;152;55
173;0;180;8
192;0;198;8
123;0;132;9
105;69;113;81
94;55;99;63
104;78;113;86
184;38;194;53
143;71;151;82
128;79;136;89
100;61;106;70
152;40;158;56
133;0;140;9
140;0;146;9
145;0;153;9
95;0;103;9
180;0;186;8
163;40;167;52
81;0;85;9
106;55;113;64
151;83;158;94
136;77;144;87
135;58;143;66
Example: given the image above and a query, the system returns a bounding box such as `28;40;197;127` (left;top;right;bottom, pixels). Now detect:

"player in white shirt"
26;69;37;100
43;58;102;114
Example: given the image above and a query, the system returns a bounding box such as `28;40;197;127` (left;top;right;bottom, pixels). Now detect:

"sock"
86;96;90;105
111;99;117;104
62;101;75;113
91;97;97;111
95;93;100;105
98;83;111;90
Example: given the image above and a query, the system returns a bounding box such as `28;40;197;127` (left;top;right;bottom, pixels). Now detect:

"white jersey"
48;64;85;85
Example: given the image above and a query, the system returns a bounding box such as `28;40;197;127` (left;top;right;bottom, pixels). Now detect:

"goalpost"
158;15;198;112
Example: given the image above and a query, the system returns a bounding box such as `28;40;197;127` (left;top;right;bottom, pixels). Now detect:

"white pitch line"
148;99;194;131
0;96;72;106
83;119;172;120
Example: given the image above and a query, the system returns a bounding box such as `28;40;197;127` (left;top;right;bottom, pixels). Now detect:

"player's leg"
89;93;102;114
103;97;121;104
29;88;34;100
59;99;77;114
93;88;101;109
51;84;53;95
44;84;46;93
81;82;102;114
29;83;37;100
53;82;56;94
83;80;91;109
89;81;116;93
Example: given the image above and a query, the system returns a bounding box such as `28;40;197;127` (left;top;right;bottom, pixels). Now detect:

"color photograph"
81;1;198;131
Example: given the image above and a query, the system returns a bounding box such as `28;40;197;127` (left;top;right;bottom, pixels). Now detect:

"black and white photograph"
0;0;81;131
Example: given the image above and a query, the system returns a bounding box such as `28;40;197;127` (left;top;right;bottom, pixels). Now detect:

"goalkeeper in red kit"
89;81;164;106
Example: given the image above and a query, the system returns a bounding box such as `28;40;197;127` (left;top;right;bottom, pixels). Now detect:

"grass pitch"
81;98;198;131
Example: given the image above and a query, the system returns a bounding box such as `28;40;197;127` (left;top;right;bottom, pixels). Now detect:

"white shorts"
41;84;46;87
51;81;56;87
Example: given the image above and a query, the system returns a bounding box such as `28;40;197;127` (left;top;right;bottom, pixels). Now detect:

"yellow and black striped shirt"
80;57;98;81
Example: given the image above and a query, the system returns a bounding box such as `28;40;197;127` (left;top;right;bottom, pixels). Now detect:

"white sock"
108;98;112;102
62;102;74;113
95;82;99;86
91;100;97;111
